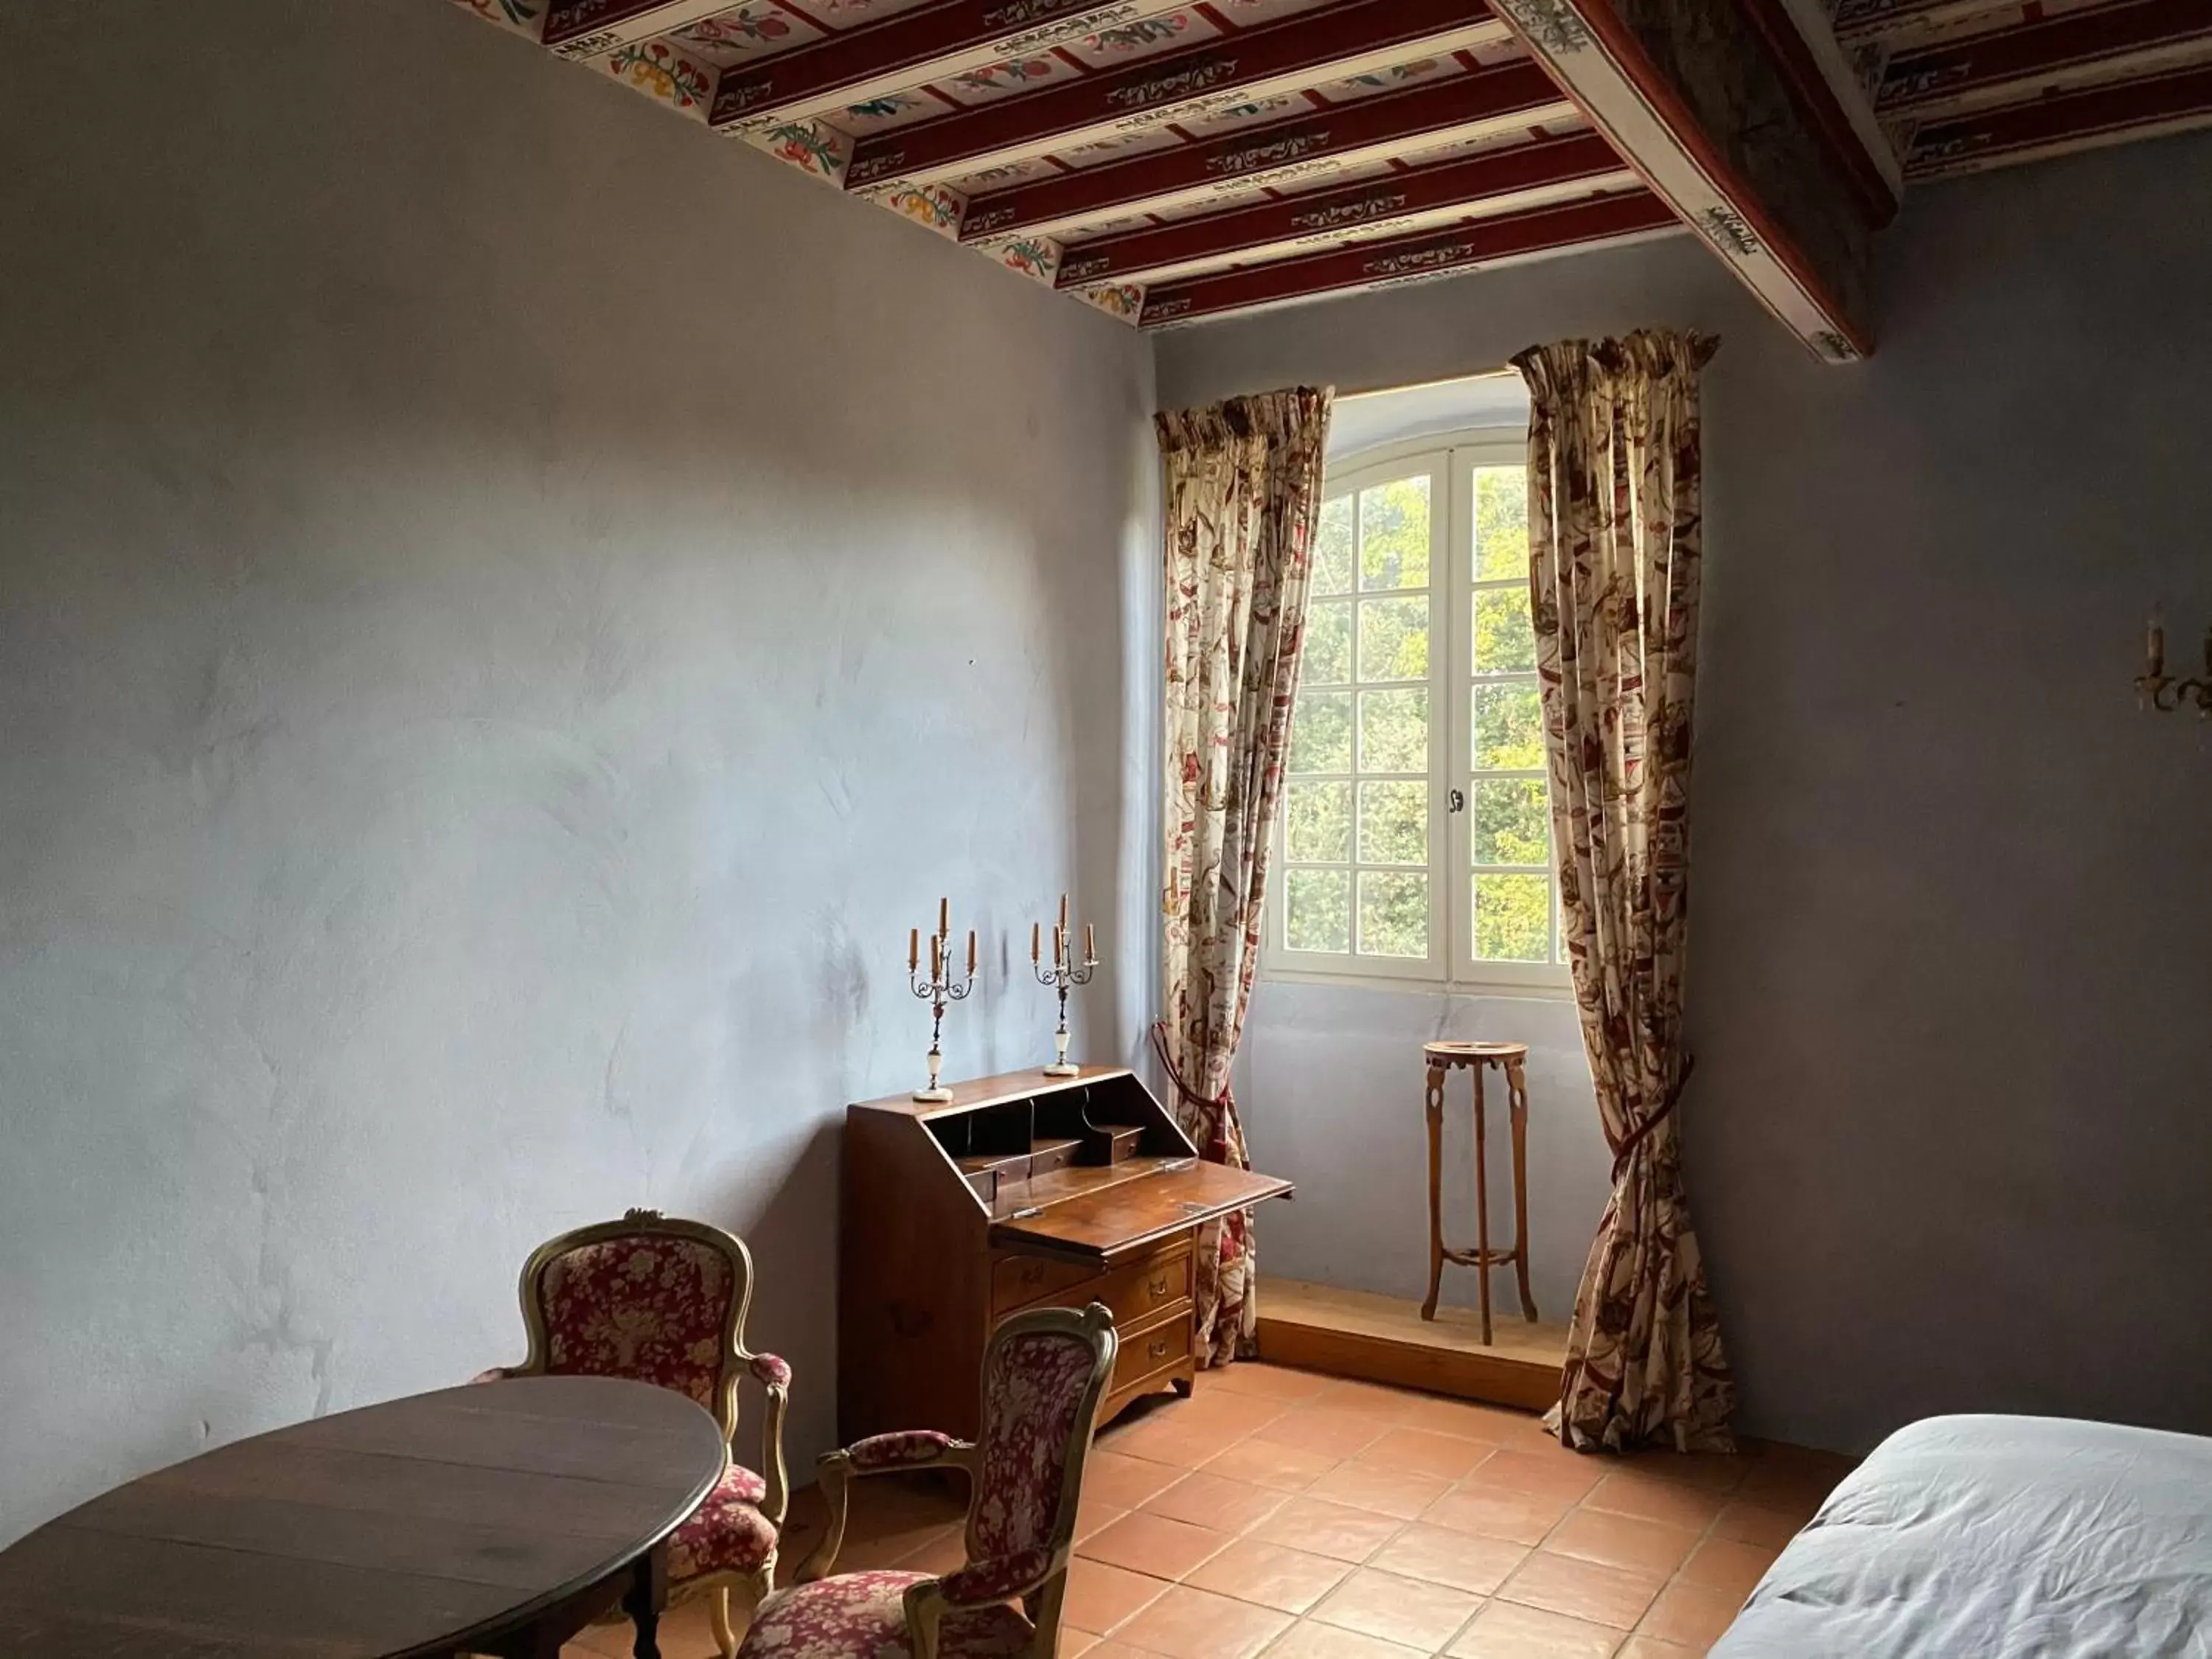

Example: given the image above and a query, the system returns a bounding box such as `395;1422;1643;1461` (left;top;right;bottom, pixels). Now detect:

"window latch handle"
1448;789;1467;814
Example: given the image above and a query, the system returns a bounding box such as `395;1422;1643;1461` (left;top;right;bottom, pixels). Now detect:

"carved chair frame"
794;1302;1119;1659
506;1208;791;1657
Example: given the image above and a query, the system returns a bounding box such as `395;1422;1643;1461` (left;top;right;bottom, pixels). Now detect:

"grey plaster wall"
1230;987;1613;1332
0;0;1158;1544
1165;136;2212;1453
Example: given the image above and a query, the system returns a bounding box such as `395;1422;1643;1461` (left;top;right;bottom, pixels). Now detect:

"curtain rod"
1330;366;1522;403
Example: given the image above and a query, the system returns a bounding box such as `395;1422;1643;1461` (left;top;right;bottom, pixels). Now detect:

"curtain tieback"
1609;1052;1696;1183
1150;1020;1237;1159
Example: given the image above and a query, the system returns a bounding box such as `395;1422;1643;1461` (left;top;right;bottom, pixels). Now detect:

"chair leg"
1029;1575;1070;1658
711;1584;737;1659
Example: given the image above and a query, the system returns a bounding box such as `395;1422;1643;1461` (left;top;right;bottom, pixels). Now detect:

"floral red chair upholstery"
739;1303;1117;1659
476;1209;791;1656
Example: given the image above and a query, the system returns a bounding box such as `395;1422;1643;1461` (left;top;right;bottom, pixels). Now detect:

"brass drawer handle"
1148;1336;1170;1360
1148;1275;1171;1298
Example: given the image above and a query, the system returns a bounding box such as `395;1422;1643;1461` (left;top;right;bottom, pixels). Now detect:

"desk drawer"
992;1252;1096;1315
996;1240;1193;1326
1096;1245;1192;1329
1113;1307;1192;1391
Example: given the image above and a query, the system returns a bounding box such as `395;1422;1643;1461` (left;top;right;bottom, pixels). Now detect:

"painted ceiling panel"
804;0;940;19
1310;55;1467;102
447;0;2210;327
1060;11;1217;66
1840;0;2212;177
961;63;1581;243
834;88;952;131
936;52;1085;102
1053;125;1187;166
1213;0;1343;21
942;154;1063;191
668;4;826;63
1174;93;1315;135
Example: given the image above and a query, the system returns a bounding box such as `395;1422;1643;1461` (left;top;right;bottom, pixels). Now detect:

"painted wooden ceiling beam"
842;0;1512;192
1489;0;1879;361
1138;189;1681;324
541;0;767;58
959;61;1578;242
706;0;1191;134
1905;55;2212;173
1053;131;1635;286
1834;0;2026;45
1879;0;2212;119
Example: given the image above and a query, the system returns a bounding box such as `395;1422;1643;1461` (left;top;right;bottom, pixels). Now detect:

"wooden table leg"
1421;1065;1445;1321
1472;1062;1492;1346
626;1544;669;1659
1506;1057;1537;1323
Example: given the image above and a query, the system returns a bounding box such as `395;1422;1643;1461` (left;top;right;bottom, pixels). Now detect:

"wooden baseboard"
1256;1279;1565;1413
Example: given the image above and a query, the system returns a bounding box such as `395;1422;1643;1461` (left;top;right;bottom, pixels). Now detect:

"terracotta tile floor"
563;1364;1854;1659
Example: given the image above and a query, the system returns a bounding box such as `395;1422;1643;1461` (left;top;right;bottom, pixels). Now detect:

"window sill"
1258;964;1576;1001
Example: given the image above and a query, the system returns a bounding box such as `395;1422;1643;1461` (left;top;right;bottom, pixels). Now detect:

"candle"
1058;892;1068;933
967;928;977;976
1054;925;1065;968
1031;922;1040;963
939;896;949;939
1085;923;1096;963
2149;610;2166;677
930;933;942;979
909;927;919;973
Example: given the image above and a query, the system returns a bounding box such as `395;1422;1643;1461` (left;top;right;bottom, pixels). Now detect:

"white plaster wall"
1163;136;2212;1453
0;0;1158;1545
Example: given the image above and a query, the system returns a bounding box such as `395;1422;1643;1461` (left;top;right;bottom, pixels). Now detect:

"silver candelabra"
1031;893;1098;1078
908;897;975;1102
2137;610;2212;717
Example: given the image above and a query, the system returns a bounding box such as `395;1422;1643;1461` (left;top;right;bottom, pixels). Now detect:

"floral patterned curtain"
1154;386;1332;1366
1512;333;1735;1453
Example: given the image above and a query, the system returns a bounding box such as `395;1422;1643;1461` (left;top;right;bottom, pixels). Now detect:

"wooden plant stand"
1422;1040;1536;1345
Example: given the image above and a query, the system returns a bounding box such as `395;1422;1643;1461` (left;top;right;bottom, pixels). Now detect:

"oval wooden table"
0;1375;727;1659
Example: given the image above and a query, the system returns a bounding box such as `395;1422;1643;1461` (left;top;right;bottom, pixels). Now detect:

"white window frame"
1265;428;1572;995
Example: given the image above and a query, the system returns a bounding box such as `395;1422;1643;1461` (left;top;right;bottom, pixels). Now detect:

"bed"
1711;1414;2212;1657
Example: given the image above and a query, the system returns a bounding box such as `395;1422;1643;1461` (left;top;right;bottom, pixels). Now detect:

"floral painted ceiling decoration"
450;0;2212;345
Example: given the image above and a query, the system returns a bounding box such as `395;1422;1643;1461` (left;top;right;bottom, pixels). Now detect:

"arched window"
1269;428;1568;990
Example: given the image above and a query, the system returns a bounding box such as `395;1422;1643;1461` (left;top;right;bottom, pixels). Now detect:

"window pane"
1288;691;1352;773
1313;495;1354;595
1473;586;1536;674
1284;781;1352;863
1358;870;1427;957
1357;780;1427;865
1473;466;1528;582
1472;683;1544;771
1357;596;1428;683
1357;476;1430;591
1285;868;1351;953
1475;873;1549;961
1359;687;1427;772
1304;599;1352;686
1472;778;1550;866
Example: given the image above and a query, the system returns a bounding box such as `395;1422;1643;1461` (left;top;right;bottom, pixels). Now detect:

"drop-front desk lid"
989;1158;1294;1267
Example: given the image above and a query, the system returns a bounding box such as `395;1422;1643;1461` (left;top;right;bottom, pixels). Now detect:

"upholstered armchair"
477;1209;791;1657
738;1302;1118;1659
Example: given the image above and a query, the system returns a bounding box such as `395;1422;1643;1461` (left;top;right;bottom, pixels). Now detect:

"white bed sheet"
1711;1413;2212;1658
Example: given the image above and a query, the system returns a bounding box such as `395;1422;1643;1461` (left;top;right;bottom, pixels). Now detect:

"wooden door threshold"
1256;1278;1566;1413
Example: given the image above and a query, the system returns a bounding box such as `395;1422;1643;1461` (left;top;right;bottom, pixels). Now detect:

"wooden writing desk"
840;1066;1293;1442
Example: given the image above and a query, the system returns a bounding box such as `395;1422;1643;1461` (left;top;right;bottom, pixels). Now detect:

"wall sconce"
2135;611;2212;714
